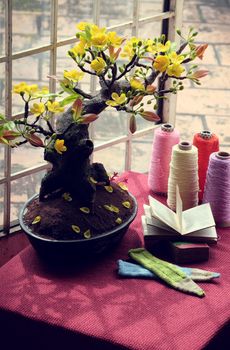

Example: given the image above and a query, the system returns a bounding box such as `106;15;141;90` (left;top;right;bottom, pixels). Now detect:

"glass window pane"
131;134;153;173
58;0;93;40
0;63;5;114
138;17;162;39
94;111;127;145
11;171;45;223
0;1;5;56
12;51;50;114
100;0;133;27
0;184;3;228
12;0;51;53
11;144;45;174
139;0;164;19
93;143;125;174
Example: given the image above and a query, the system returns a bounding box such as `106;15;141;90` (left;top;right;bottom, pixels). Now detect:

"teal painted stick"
129;248;205;297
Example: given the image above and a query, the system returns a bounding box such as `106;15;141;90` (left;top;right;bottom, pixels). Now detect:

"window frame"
0;0;184;235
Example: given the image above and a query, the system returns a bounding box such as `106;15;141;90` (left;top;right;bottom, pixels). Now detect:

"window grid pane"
0;0;178;233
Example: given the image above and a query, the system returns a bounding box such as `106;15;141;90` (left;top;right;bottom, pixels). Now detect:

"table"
0;172;230;350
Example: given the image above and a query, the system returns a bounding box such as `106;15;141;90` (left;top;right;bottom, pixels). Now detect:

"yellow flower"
30;102;45;117
107;31;123;47
153;55;170;72
90;57;106;75
91;33;108;47
156;40;171;53
13;82;28;94
13;82;38;95
169;51;184;64
76;22;91;31
64;69;84;82
54;139;67;154
70;40;86;56
130;78;145;91
106;92;127;107
145;39;157;53
167;63;185;77
47;101;64;113
121;37;139;59
40;86;49;94
90;25;106;36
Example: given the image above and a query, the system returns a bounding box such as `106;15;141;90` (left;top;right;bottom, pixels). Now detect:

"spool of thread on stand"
193;130;219;201
203;151;230;227
167;141;199;211
148;123;180;194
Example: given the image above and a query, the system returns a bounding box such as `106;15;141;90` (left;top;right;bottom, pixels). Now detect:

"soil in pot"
24;181;136;241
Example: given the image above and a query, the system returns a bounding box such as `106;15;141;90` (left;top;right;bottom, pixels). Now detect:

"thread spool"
203;151;230;227
167;141;199;211
148;123;180;194
193;130;219;201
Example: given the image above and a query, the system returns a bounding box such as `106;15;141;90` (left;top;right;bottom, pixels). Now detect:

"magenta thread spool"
203;151;230;227
148;123;180;194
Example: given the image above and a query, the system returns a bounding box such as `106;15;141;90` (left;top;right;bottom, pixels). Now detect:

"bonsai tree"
0;24;208;211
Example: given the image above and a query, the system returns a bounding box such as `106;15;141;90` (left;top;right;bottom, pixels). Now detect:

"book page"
148;195;179;232
176;185;183;233
144;205;177;232
181;203;216;235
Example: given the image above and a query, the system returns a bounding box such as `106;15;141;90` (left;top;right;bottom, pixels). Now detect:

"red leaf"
72;98;83;119
26;133;44;147
140;111;160;122
2;130;20;141
129;115;137;134
130;95;143;107
81;114;99;124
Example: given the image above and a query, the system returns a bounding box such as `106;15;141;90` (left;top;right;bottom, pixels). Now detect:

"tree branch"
73;86;93;99
115;54;138;80
15;120;53;136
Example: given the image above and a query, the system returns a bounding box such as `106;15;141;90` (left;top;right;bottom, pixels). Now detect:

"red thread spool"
193;130;219;201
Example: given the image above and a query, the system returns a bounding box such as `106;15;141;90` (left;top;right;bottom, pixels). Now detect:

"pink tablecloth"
0;172;230;350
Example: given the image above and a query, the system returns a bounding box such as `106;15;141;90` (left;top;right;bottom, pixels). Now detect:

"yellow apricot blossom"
30;102;45;117
47;101;64;113
54;139;67;154
69;40;86;56
64;69;84;82
13;82;38;96
76;22;91;31
107;31;123;47
106;92;127;107
156;40;171;53
130;78;145;91
153;55;170;73
90;57;106;75
168;51;184;64
91;33;108;47
167;63;185;77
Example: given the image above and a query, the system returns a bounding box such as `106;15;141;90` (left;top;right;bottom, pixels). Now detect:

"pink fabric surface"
0;171;230;350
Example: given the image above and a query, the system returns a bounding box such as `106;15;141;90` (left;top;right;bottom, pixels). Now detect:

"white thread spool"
167;141;199;211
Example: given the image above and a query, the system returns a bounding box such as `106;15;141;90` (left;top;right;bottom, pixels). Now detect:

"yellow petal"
62;192;72;201
83;229;91;239
118;182;128;191
32;215;41;224
72;225;81;233
104;185;113;193
122;201;131;209
80;207;90;214
115;217;122;224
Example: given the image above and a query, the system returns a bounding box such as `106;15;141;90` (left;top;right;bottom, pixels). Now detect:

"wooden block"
169;242;209;264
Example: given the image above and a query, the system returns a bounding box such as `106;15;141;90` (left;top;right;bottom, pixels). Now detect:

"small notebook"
142;187;217;244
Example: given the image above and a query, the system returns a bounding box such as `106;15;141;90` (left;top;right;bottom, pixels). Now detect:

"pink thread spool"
203;151;230;227
148;123;180;194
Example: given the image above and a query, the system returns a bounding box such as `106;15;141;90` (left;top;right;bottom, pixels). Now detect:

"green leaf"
59;81;75;95
0;114;6;121
59;94;79;107
3;121;15;130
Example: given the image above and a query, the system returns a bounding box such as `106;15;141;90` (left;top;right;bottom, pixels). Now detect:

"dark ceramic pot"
19;193;138;262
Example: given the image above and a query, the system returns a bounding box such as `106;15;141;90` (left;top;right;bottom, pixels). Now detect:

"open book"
142;187;217;244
